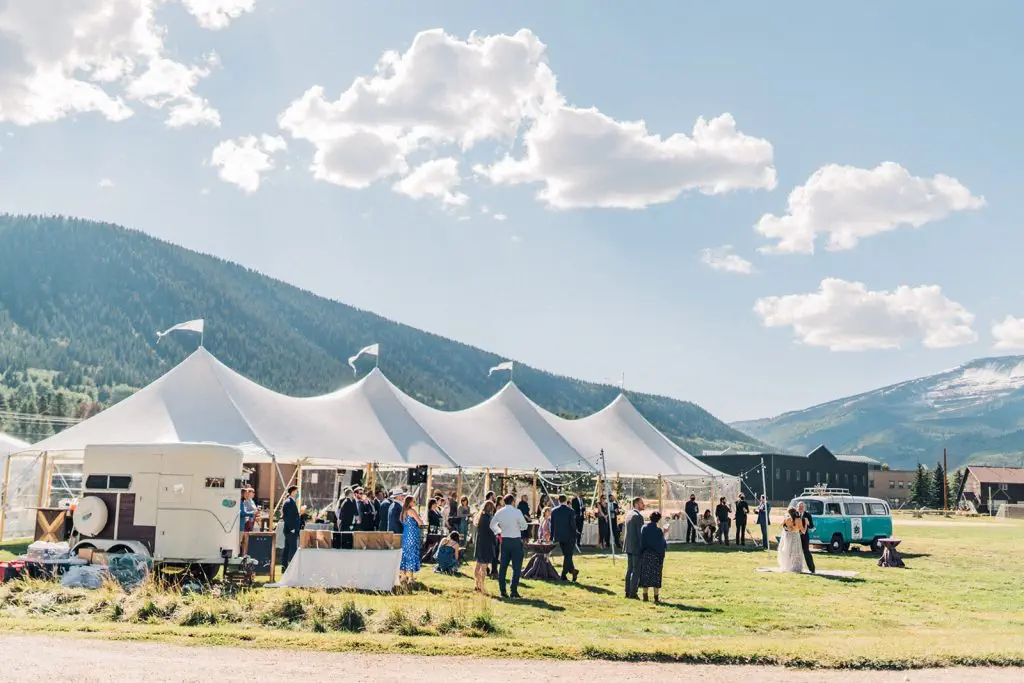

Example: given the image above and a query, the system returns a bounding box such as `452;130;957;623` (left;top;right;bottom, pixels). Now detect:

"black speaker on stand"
407;465;428;486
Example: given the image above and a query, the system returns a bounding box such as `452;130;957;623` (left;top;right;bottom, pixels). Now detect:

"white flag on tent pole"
156;319;204;343
348;343;379;375
488;361;514;377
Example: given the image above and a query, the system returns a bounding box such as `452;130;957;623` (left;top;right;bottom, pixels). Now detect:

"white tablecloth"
273;549;401;591
581;522;599;546
667;519;690;542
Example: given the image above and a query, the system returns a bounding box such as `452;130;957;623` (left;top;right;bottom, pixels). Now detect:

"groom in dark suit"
551;495;579;582
796;501;816;574
281;486;301;570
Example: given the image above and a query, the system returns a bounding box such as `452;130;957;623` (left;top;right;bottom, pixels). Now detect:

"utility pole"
943;447;948;510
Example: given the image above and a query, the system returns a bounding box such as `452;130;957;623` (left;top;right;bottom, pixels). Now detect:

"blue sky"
1;1;1022;421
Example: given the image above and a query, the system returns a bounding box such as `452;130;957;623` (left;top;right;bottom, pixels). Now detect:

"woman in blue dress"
399;496;423;586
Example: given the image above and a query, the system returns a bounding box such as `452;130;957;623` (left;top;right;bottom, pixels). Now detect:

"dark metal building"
697;445;873;503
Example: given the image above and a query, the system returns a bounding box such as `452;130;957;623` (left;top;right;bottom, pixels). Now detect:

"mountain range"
0;214;764;455
734;357;1024;470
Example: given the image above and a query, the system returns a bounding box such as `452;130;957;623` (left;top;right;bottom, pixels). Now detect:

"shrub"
331;601;366;633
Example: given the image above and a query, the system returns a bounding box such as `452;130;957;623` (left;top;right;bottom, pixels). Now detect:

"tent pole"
658;474;664;514
42;457;55;505
0;454;12;541
456;468;463;502
268;457;277;582
504;468;509;496
426;467;434;505
484;468;490;495
35;452;49;508
366;462;374;494
532;471;538;513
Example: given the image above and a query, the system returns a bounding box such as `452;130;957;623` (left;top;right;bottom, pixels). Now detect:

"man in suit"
337;487;358;549
571;495;584;546
377;490;392;532
756;495;771;550
684;494;699;544
281;486;301;570
715;497;731;545
622;497;645;599
734;493;750;546
357;488;376;531
387;490;404;533
550;494;579;582
796;501;816;573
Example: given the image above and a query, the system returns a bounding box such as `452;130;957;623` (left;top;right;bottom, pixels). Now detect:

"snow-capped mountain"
733;356;1024;470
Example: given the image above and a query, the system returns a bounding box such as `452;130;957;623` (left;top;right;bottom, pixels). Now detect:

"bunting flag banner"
348;343;380;374
488;360;514;377
156;319;204;343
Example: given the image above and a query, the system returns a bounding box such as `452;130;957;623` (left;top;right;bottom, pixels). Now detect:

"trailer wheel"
829;533;846;553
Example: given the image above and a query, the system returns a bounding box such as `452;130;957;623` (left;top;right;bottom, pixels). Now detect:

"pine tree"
910;463;931;507
949;469;965;507
931;461;946;509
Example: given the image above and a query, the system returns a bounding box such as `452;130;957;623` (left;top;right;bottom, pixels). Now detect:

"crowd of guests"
268;481;779;601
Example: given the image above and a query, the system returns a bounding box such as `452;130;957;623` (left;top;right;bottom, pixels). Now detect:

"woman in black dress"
597;495;610;549
638;511;669;603
473;500;497;594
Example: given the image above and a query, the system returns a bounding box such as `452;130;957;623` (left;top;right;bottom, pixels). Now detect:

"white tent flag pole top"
156;319;205;346
348;343;380;375
488;360;514;380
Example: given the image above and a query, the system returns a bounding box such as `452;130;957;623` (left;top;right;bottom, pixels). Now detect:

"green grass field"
1;516;1023;669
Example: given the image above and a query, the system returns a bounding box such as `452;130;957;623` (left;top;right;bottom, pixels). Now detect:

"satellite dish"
74;496;108;537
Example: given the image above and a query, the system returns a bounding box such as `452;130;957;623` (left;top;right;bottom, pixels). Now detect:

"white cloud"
278;28;775;209
179;0;255;29
477;110;776;209
992;316;1024;350
754;278;977;351
98;178;114;189
756;162;985;254
392;157;468;206
210;134;287;193
493;213;507;221
0;0;240;128
699;245;754;274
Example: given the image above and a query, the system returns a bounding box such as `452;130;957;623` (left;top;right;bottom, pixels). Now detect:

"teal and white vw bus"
789;487;893;553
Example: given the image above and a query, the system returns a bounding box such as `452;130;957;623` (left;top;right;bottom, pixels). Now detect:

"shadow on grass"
806;573;866;584
566;582;616;596
654;601;721;614
502;596;566;611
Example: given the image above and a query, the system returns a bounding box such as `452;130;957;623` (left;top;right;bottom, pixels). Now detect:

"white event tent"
1;347;738;538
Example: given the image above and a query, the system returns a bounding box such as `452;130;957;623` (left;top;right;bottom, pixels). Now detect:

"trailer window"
825;503;842;515
205;477;226;488
792;499;823;515
867;503;888;515
845;502;865;515
85;475;132;490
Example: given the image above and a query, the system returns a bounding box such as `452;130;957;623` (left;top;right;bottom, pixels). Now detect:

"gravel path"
1;634;1021;682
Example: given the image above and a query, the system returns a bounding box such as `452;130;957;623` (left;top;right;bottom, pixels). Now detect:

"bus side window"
825;503;842;515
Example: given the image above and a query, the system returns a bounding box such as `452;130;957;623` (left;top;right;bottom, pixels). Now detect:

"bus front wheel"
829;534;847;553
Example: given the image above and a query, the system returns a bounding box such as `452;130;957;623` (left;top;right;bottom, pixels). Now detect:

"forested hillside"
0;214;764;455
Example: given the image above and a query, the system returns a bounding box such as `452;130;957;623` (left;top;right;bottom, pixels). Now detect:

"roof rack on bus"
799;486;852;496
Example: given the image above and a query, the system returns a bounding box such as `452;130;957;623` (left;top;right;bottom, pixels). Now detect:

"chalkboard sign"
245;532;276;576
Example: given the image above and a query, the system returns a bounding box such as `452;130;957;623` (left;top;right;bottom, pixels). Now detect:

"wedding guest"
551;495;579;582
427;498;443;535
698;509;716;543
517;494;532;521
715;497;731;545
240;488;257;554
571;494;584;545
387;490;404;533
474;501;498;594
756;495;771;550
490;494;529;599
623;497;645;599
281;486;300;570
399;497;423;586
377;490;392;532
684;494;699;544
435;531;460;574
357;487;376;532
638;511;669;603
337;487;358;549
596;495;611;549
797;501;816;574
734;493;750;546
538;506;552;543
457;496;471;540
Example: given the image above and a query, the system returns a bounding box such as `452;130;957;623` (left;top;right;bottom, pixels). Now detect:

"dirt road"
1;634;1020;682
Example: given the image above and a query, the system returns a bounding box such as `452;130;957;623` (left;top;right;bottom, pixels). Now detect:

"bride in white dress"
777;508;806;573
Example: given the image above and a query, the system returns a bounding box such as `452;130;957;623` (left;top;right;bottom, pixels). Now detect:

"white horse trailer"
73;443;246;574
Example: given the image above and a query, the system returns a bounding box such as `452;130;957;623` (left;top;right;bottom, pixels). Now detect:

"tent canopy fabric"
18;348;734;480
0;432;28;459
